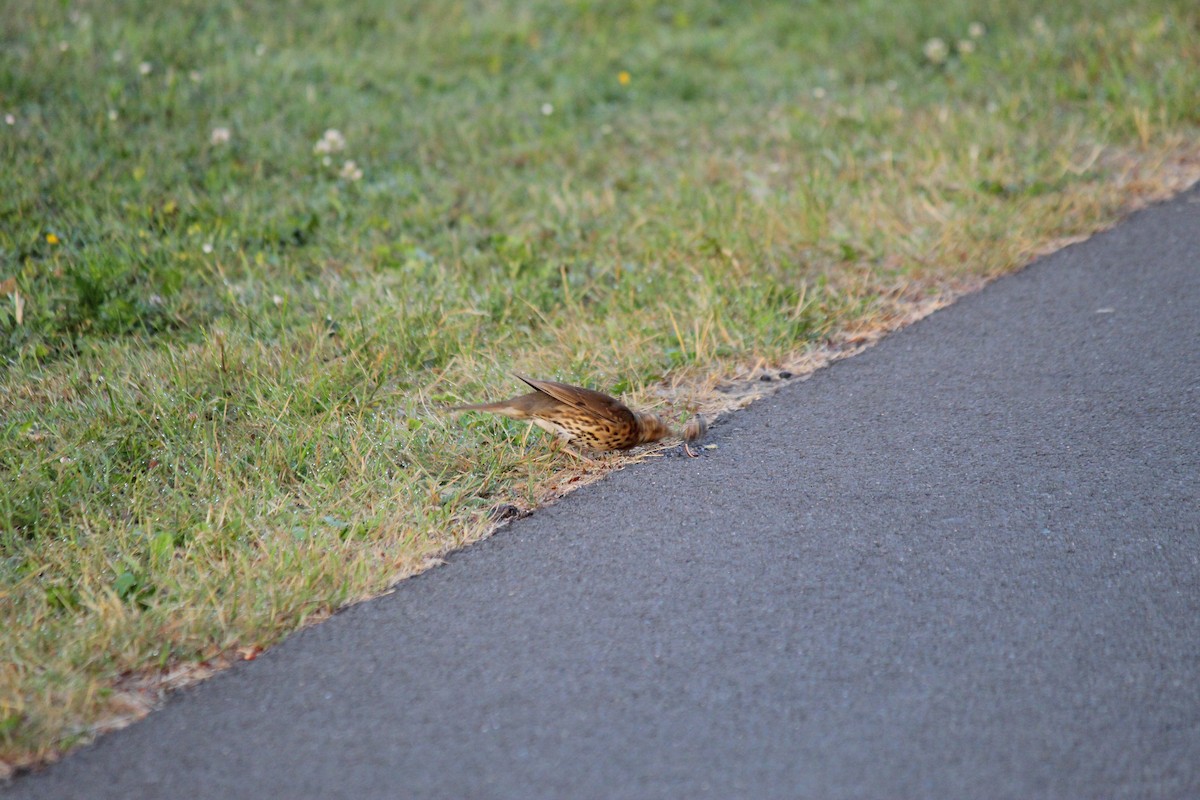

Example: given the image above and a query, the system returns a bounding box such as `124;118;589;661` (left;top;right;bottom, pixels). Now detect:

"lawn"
2;0;1198;773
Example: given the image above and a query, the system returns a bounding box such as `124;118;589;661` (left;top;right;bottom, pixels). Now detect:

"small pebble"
488;503;521;521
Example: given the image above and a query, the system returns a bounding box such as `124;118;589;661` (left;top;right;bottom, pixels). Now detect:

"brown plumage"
449;375;685;452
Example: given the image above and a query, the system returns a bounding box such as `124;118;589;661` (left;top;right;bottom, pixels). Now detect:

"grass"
2;0;1199;773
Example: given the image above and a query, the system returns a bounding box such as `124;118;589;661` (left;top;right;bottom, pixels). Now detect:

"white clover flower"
968;22;986;38
1032;16;1049;36
313;128;346;155
339;159;364;181
210;126;231;145
923;37;949;65
139;61;152;75
189;70;203;83
540;102;554;116
957;39;975;55
202;242;214;254
812;87;826;99
107;109;118;121
4;113;14;125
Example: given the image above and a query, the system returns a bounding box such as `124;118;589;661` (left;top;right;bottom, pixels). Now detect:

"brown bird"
449;374;698;453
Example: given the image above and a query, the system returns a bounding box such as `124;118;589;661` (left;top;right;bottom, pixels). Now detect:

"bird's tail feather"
445;402;524;418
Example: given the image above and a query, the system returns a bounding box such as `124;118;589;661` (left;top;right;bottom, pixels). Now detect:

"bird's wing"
514;374;636;425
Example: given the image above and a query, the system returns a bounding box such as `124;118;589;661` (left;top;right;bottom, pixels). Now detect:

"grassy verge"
3;0;1198;772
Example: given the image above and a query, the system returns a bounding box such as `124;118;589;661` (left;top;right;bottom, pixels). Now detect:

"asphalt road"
7;186;1200;799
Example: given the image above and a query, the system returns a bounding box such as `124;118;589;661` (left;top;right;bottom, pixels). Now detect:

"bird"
448;374;705;454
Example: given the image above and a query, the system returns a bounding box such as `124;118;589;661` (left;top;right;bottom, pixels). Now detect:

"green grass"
3;0;1199;771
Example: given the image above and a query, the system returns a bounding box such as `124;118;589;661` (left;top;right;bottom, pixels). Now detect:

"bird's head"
634;412;672;445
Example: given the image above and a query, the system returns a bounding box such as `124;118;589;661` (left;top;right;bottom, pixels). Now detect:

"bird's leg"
547;435;598;466
563;446;599;466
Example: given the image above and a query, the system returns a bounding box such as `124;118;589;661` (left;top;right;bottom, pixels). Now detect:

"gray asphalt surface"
7;186;1200;799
